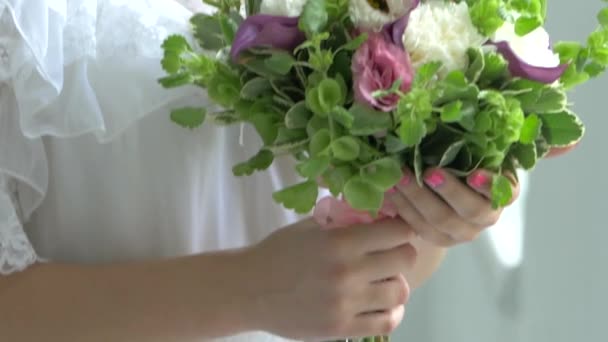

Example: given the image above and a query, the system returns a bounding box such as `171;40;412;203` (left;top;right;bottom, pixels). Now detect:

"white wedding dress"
0;0;528;341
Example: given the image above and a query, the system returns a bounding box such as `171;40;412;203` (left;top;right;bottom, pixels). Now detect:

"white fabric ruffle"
0;0;210;274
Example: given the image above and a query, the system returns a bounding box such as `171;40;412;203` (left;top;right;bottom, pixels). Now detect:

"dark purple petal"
382;0;420;48
493;41;568;84
230;15;305;62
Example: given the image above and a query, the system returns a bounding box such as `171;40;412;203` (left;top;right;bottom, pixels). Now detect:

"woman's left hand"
387;168;520;247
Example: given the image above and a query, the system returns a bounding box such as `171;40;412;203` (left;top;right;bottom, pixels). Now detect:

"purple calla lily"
493;41;568;84
230;15;306;62
382;0;420;48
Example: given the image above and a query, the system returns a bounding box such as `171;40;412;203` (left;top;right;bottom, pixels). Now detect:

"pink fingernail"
469;171;490;189
387;187;398;194
425;170;445;188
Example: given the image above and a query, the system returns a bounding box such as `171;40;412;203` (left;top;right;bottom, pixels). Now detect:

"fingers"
423;168;502;227
395;169;483;242
356;244;417;282
466;169;521;206
351;303;405;338
341;218;416;254
387;191;455;246
355;275;410;314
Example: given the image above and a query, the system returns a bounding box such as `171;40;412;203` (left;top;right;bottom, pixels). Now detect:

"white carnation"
492;21;560;68
350;0;414;30
260;0;308;17
403;0;486;77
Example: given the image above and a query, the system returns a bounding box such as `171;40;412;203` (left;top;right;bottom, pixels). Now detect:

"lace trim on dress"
0;177;37;275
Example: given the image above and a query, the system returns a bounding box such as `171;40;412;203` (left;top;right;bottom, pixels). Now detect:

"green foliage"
158;0;604;217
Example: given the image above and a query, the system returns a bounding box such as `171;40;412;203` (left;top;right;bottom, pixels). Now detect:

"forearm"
405;237;447;289
0;249;258;342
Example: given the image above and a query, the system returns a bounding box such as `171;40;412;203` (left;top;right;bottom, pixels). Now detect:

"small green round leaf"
331;136;360;161
344;176;384;212
310;128;331;156
317;78;344;114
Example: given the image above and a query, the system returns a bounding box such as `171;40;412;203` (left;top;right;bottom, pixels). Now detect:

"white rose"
350;0;417;30
402;0;486;77
260;0;308;17
492;21;561;68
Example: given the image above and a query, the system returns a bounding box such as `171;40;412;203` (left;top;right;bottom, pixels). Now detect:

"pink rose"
352;33;414;112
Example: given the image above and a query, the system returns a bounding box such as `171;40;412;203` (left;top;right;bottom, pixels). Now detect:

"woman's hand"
245;218;418;340
388;168;520;247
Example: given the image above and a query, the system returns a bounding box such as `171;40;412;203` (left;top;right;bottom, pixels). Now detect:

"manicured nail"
425;170;445;188
469;171;490;189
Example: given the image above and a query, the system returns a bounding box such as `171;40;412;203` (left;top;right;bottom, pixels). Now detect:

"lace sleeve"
0;176;38;274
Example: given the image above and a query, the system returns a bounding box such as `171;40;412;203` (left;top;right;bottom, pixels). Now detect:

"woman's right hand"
244;218;417;341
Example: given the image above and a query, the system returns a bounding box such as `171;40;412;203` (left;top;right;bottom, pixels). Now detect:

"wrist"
187;247;265;337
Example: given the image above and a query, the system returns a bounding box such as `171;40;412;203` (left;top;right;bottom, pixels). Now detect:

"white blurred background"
394;1;608;341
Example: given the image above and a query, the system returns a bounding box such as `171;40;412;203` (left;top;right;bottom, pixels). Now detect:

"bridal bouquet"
160;0;606;339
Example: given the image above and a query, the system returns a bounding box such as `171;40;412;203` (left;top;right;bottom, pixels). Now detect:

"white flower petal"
492;22;560;68
260;0;308;17
403;0;486;77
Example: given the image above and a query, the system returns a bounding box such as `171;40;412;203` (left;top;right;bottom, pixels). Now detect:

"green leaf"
317;78;344;113
511;143;537;170
439;140;465;167
232;150;274;176
479;52;508;85
554;41;583;62
385;133;408;153
170;107;206;128
273;181;319;214
437;71;480;103
598;8;608;27
240;77;273;99
243;57;282;79
264;51;297;75
343;177;384;212
285;102;313;129
250;114;279;146
323;166;354;197
413;144;423;185
518;86;567;113
491;174;513;209
466;48;485;83
538;111;585;147
299;0;328;35
360;158;403;191
296;156;331;179
331;107;354;128
310;128;332;156
515;16;542;36
191;14;226;50
331;136;361;161
413;61;442;86
274;127;308;146
440;101;464;123
218;14;238;45
209;110;240;125
400;116;427;147
342;32;368;51
160;35;191;73
306;87;326;117
560;64;590;89
350;104;393;136
520;114;542;145
158;73;193;88
469;0;504;36
306;115;330;136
